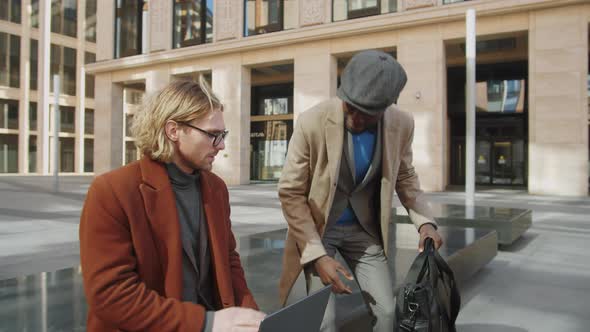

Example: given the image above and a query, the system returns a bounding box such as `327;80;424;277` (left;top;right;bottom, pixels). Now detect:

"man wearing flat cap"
277;50;443;331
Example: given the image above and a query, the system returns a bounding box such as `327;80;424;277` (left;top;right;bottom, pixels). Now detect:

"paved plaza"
0;175;589;331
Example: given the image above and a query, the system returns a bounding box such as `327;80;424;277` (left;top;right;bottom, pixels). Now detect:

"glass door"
492;141;512;185
475;140;491;184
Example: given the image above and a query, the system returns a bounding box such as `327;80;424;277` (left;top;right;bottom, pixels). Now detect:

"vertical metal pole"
465;9;476;207
53;75;60;193
41;272;47;332
39;0;51;174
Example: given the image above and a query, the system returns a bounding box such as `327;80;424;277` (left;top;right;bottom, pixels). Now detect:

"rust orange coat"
79;156;258;332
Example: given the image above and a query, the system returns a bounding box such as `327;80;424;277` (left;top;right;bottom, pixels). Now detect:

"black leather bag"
394;238;461;332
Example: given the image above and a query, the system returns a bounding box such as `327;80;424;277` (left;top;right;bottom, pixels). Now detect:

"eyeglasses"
178;122;228;147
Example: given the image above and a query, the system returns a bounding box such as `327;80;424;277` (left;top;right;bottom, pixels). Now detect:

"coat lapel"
380;107;402;254
325;103;345;199
138;157;184;300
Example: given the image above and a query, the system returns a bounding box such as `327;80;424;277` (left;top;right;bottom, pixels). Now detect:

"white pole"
465;9;476;207
39;0;51;174
53;75;60;193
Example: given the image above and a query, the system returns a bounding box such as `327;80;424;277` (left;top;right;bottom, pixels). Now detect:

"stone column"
96;0;114;61
212;57;251;185
75;0;86;173
397;26;447;191
93;75;124;175
293;44;337;121
37;0;52;174
18;0;31;173
214;0;243;42
150;0;172;52
528;6;589;196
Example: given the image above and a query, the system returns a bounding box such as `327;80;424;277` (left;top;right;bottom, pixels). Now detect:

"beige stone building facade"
85;0;590;196
0;0;97;175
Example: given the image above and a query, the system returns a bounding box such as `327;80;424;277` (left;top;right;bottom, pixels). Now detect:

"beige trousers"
307;222;395;332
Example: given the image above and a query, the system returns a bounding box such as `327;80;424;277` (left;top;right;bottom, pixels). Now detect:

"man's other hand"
418;223;443;252
313;255;354;294
212;307;266;332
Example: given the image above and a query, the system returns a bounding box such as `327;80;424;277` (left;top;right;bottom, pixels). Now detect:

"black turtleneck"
165;162;215;331
166;162;201;255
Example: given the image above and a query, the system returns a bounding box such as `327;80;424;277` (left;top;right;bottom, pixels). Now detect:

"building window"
30;39;38;90
50;44;77;96
245;0;298;36
51;0;77;38
123;83;144;165
0;134;18;173
115;0;144;58
63;47;76;95
0;0;22;24
59;137;75;172
29;102;37;131
31;0;39;28
476;80;526;113
85;52;95;98
0;99;18;134
0;32;21;88
333;0;397;21
29;135;37;172
85;0;97;42
59;106;76;133
125;141;138;164
84;138;93;172
173;0;213;48
0;99;19;130
85;108;94;135
250;84;293;181
124;86;144;105
125;114;134;137
49;105;75;133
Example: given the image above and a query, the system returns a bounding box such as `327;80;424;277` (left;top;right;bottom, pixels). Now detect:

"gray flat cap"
337;50;407;114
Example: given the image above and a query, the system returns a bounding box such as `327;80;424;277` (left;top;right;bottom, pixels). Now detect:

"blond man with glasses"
80;79;265;332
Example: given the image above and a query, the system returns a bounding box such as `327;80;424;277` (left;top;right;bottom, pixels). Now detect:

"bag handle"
402;237;437;285
402;237;462;329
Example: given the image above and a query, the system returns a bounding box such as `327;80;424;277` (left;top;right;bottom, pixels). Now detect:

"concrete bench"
392;203;532;246
240;224;497;330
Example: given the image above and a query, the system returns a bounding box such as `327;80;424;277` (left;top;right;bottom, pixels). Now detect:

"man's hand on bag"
314;255;354;294
418;223;443;252
212;307;266;332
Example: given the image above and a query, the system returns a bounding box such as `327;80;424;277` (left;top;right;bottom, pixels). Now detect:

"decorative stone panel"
300;0;325;27
215;0;242;41
150;0;172;52
404;0;437;10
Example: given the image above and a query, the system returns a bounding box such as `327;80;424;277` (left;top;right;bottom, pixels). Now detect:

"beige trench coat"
277;98;436;305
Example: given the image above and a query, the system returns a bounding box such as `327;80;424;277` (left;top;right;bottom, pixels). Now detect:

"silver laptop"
259;285;332;332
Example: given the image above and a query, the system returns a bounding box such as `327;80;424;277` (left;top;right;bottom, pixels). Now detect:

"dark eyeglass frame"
178;121;228;147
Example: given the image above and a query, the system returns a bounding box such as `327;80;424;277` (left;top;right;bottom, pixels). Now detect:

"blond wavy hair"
131;76;223;163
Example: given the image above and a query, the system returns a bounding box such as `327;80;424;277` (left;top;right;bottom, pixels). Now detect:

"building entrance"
451;117;527;186
250;83;293;182
448;60;528;187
